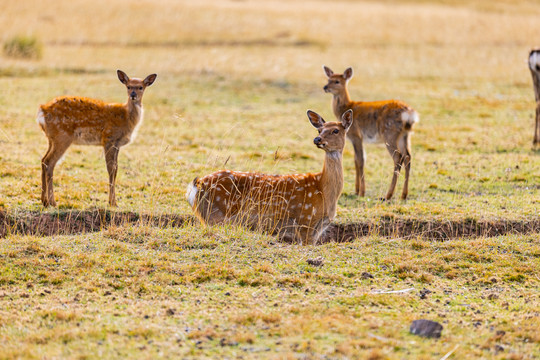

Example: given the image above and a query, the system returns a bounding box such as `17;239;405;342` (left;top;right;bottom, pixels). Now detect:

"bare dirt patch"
318;217;540;242
0;210;194;238
1;210;538;241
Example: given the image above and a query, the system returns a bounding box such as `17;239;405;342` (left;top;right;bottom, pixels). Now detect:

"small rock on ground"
410;319;443;338
307;257;324;267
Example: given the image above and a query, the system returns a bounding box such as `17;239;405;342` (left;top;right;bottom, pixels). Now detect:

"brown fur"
187;110;353;244
529;49;540;147
323;66;418;200
37;70;157;207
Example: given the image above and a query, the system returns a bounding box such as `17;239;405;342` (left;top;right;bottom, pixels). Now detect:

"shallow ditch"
1;210;538;242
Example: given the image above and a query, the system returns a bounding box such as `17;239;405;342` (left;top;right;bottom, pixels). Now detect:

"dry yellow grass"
1;0;538;216
0;0;539;358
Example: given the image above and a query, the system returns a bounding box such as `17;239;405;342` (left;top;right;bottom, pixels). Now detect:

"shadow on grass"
1;210;539;242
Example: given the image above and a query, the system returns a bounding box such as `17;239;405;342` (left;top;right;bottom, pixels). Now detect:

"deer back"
192;170;326;230
39;96;137;146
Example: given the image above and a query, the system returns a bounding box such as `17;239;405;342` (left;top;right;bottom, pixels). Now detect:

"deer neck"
126;99;143;126
319;151;344;220
332;89;352;119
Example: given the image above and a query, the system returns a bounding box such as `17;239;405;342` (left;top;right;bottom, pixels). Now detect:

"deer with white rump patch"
186;109;353;244
528;49;540;147
323;66;419;200
37;70;157;207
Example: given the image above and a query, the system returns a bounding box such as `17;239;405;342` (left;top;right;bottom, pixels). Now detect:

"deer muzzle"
314;137;325;148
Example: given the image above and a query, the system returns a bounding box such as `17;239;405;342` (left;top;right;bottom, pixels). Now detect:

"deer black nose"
130;91;137;98
314;137;322;145
323;85;328;91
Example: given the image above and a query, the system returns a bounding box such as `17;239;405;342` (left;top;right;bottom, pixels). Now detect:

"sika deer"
186;110;353;244
37;70;157;207
323;66;418;200
529;49;540;147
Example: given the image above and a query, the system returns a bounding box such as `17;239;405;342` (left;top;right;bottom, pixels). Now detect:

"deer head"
322;66;353;95
117;70;157;102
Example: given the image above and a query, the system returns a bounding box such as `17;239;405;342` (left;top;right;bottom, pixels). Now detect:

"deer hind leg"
104;144;120;207
194;190;227;225
41;139;72;207
398;133;412;200
41;142;53;206
535;102;540;146
384;143;404;201
350;136;366;196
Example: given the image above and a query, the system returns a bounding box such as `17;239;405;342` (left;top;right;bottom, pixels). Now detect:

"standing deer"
186;110;353;244
529;49;540;147
323;66;419;200
37;70;157;207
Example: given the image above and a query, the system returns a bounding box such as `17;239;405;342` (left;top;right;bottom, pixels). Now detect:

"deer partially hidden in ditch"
323;66;419;200
529;49;540;147
186;109;353;244
37;70;157;207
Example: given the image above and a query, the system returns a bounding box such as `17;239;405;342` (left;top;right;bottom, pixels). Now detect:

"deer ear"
341;109;353;131
343;67;353;80
144;74;157;87
323;65;334;78
307;110;325;129
117;70;129;84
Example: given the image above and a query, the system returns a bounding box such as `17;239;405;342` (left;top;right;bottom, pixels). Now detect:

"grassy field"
0;0;539;358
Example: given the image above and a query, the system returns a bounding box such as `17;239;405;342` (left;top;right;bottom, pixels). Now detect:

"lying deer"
37;70;157;207
186;110;353;244
323;66;419;200
529;49;540;147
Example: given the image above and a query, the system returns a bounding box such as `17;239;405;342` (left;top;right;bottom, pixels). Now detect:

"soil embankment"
1;210;538;242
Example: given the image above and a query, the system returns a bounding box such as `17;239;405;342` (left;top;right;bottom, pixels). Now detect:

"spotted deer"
186;109;353;244
37;70;157;207
323;66;419;200
529;49;540;147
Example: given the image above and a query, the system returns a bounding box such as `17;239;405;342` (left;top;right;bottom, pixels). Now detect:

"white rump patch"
530;51;540;73
186;180;198;207
401;110;419;124
36;108;45;127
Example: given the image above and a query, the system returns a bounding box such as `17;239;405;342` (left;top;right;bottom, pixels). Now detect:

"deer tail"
401;109;419;131
186;177;199;208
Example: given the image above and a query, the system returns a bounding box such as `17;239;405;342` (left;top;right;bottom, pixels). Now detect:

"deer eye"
333;129;339;134
138;86;143;90
334;80;339;84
